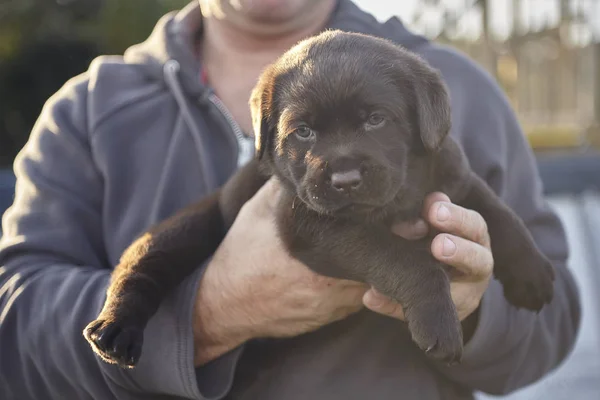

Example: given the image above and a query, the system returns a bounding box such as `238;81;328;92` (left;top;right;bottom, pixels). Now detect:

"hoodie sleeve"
0;72;241;400
421;46;582;396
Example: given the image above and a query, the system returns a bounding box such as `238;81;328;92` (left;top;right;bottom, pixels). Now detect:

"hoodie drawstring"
163;60;219;189
146;59;219;223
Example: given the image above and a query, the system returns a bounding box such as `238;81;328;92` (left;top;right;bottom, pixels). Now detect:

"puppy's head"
250;30;451;219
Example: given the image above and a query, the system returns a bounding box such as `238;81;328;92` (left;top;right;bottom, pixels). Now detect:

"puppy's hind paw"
83;317;144;368
498;252;555;313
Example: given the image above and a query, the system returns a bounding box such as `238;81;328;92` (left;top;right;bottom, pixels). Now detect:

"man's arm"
0;73;238;400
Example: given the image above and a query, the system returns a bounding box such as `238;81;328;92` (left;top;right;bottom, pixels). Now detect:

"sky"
352;0;600;43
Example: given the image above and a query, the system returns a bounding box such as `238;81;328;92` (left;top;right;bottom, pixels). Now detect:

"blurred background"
0;1;599;399
357;0;600;152
2;0;600;186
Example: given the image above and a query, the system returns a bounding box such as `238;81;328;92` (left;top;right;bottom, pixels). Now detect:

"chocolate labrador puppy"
84;30;555;368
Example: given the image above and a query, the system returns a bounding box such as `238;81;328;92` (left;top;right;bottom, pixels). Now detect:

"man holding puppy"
0;0;581;399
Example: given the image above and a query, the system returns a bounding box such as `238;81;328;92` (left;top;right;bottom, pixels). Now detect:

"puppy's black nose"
331;169;362;192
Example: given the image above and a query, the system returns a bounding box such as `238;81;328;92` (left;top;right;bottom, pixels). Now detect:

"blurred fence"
440;29;600;150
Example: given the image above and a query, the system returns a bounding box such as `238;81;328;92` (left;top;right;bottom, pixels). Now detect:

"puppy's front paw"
83;317;144;368
407;304;463;365
496;250;555;313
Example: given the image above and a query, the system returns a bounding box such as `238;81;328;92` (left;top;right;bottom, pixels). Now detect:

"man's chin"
240;0;302;23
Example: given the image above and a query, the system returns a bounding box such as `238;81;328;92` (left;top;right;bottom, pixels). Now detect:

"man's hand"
193;178;368;366
363;192;493;327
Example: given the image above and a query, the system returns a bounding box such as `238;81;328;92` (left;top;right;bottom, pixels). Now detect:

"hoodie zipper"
206;92;254;168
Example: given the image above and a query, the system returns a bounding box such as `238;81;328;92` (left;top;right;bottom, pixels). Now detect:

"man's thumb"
249;177;282;215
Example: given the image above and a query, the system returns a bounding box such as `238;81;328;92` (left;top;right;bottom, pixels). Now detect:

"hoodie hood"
122;0;430;97
123;1;206;98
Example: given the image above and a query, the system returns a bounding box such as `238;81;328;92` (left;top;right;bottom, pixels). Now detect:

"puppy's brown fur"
84;30;555;368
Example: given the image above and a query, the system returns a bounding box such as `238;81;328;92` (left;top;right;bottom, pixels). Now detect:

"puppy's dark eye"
366;114;385;128
295;125;314;141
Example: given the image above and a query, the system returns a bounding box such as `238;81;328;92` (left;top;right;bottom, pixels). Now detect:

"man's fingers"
363;288;405;320
422;192;451;219
431;234;493;280
247;177;282;215
427;201;491;248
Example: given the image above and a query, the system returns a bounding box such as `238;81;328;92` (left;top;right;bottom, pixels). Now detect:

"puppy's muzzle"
302;154;394;214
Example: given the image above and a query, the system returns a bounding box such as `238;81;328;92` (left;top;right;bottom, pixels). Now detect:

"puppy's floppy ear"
411;63;452;152
249;69;277;160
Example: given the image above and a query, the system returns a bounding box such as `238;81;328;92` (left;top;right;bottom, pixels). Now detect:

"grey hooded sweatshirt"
0;1;581;399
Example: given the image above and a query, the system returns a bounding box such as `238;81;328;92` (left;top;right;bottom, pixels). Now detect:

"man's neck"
195;0;337;134
198;1;336;69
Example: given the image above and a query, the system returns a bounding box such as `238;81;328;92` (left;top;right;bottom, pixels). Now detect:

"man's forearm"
0;263;133;398
193;301;249;367
193;267;253;367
